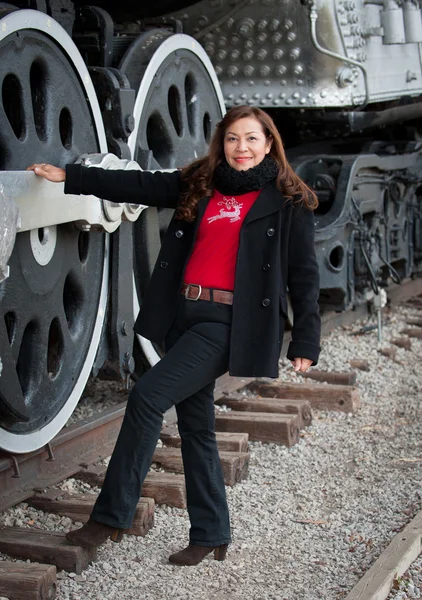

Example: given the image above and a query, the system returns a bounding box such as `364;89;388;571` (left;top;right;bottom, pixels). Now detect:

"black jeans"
91;294;232;547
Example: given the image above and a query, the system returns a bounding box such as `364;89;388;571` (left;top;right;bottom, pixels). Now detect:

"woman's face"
223;117;272;171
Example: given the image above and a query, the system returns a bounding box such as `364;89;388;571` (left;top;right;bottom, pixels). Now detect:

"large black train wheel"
0;10;109;452
119;31;225;366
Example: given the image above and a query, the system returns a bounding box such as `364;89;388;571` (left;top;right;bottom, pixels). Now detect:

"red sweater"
183;189;260;291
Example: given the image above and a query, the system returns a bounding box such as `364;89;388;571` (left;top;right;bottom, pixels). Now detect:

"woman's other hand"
27;163;66;183
290;357;313;373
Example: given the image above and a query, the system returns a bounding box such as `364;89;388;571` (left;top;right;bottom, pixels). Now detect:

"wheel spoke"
0;318;28;421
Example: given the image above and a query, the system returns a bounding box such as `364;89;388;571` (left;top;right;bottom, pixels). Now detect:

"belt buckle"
185;284;202;301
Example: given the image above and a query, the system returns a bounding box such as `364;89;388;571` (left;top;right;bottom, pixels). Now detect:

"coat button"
262;263;271;271
266;228;275;237
262;298;271;307
175;230;184;238
160;261;168;269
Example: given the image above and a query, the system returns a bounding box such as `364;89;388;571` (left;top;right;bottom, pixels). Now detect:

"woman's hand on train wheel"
27;163;66;183
290;357;313;372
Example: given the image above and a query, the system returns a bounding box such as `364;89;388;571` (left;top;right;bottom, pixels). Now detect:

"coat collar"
243;181;285;225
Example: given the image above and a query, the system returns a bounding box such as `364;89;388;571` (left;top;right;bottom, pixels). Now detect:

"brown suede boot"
168;543;228;566
66;518;124;548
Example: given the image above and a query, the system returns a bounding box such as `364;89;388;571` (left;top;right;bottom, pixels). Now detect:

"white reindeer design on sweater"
207;197;243;224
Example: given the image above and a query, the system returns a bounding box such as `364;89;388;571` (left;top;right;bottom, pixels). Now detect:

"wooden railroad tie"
214;411;300;446
405;317;422;327
76;466;187;509
28;490;154;537
215;393;312;429
391;337;412;350
246;380;360;413
160;427;249;452
0;561;56;600
0;527;96;574
152;447;250;486
401;327;422;339
299;369;357;386
349;359;370;372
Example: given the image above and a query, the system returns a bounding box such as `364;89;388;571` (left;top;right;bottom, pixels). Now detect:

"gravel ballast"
1;303;421;600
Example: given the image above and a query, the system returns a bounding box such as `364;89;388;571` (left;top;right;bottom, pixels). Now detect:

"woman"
28;106;321;566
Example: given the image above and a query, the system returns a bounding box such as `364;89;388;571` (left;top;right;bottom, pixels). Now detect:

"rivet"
253;92;261;99
257;49;268;60
284;19;293;30
232;35;240;44
227;65;238;76
247;98;254;105
286;98;293;105
307;93;314;98
300;97;306;104
243;65;254;76
237;17;255;36
320;89;328;98
198;15;209;27
273;48;284;60
290;48;300;60
244;39;254;48
292;92;300;99
296;79;304;85
204;33;214;42
269;19;280;31
257;32;267;43
266;92;273;99
260;65;271;76
216;49;227;60
287;32;297;42
227;93;234;100
215;65;223;75
257;19;268;31
217;37;227;48
280;79;287;86
260;99;267;105
264;80;271;86
205;44;215;55
240;92;247;99
279;92;286;99
230;49;240;60
273;98;280;105
243;50;254;61
293;65;303;75
232;80;239;86
227;18;235;28
276;65;287;76
271;32;282;44
234;98;241;105
248;80;254;86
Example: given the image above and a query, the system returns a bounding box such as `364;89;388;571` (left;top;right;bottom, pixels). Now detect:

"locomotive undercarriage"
1;0;422;452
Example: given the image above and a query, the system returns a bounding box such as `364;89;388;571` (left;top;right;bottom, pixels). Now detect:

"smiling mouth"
234;157;251;162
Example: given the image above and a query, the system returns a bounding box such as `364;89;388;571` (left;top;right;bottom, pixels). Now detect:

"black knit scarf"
213;155;279;195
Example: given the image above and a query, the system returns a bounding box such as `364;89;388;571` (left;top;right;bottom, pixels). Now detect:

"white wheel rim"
128;34;225;366
0;10;109;452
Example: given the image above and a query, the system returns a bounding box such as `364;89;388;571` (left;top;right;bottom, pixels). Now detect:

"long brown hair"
176;106;318;222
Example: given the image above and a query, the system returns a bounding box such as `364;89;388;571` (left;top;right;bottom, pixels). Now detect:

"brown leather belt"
181;283;233;305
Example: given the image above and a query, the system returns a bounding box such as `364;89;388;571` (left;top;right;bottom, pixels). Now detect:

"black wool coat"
65;164;321;377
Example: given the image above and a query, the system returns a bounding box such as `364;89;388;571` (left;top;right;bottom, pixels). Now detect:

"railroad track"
0;278;421;600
